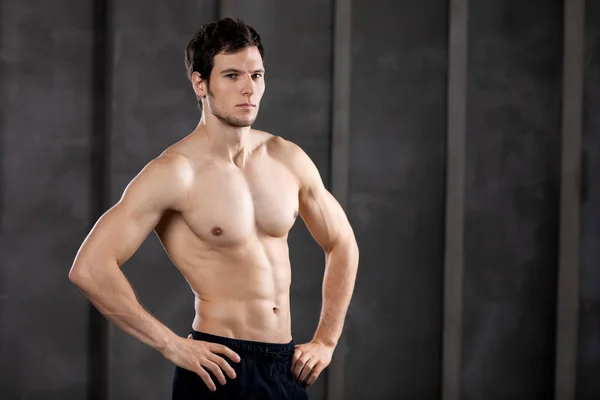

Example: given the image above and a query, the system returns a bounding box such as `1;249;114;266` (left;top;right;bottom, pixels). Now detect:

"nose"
241;74;255;96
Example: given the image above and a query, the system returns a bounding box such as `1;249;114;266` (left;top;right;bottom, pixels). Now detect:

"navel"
272;306;279;315
211;226;223;236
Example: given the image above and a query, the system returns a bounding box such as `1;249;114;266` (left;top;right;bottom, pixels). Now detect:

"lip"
236;103;255;108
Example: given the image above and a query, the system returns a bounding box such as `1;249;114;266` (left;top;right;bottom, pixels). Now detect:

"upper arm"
73;153;192;269
285;142;354;252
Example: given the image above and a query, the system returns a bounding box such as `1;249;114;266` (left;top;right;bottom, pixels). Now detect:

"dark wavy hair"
185;18;264;86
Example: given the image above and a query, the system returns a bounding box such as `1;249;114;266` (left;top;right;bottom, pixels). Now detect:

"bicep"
77;199;160;268
279;138;353;251
75;156;187;267
299;185;352;252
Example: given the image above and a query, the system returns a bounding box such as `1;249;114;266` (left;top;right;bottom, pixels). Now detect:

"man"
69;18;359;399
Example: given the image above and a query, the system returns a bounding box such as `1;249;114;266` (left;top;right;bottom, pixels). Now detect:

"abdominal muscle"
157;223;294;344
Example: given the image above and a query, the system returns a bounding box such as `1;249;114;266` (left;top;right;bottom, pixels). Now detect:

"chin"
229;118;256;128
237;115;257;127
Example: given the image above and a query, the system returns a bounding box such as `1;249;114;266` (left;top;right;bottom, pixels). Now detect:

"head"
185;18;265;128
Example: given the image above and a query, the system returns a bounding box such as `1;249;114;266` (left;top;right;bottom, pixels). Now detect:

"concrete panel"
576;1;600;398
108;1;218;399
219;2;334;399
347;0;449;398
0;1;94;398
462;1;562;398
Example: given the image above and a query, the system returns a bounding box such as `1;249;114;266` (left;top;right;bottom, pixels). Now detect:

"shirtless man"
69;18;359;399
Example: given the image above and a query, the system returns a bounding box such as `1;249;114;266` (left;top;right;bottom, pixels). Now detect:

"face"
193;46;265;128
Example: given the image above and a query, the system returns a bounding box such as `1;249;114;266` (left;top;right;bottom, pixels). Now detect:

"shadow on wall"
0;4;5;297
86;0;111;398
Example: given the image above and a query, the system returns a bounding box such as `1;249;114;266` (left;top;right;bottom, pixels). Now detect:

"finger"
291;349;303;373
187;334;192;339
202;359;227;386
304;363;325;387
299;364;315;384
209;343;241;363
195;367;217;392
293;356;309;379
208;354;237;380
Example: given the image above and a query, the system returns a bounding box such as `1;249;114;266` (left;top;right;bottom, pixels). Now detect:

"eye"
252;74;263;79
225;73;237;79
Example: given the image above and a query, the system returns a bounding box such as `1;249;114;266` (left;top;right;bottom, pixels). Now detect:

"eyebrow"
220;68;265;74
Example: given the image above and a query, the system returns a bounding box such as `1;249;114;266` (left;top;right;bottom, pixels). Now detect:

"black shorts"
172;330;309;399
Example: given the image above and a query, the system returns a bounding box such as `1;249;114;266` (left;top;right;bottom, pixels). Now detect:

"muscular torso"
154;131;299;343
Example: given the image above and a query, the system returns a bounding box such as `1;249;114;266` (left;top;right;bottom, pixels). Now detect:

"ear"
191;71;208;98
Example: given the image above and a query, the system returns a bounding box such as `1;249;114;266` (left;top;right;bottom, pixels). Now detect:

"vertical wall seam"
219;0;232;19
554;0;585;399
442;0;468;398
327;0;352;399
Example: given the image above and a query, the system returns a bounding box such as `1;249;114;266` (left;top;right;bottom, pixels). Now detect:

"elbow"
69;254;117;289
345;235;359;269
352;241;359;262
68;264;86;287
342;232;359;257
68;259;94;289
327;235;359;262
350;240;359;268
347;233;359;255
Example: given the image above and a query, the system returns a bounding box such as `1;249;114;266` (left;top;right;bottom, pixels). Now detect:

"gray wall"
1;0;598;399
0;1;94;398
347;0;448;398
462;0;562;399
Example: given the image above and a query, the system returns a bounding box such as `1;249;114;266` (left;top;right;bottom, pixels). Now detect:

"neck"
194;112;252;166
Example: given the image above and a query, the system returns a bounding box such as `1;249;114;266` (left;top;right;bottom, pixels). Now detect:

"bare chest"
182;160;299;245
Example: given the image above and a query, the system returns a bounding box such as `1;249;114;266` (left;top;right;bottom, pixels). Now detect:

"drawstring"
265;348;294;377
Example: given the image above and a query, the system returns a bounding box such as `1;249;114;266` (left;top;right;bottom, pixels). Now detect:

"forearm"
70;258;176;354
313;238;359;348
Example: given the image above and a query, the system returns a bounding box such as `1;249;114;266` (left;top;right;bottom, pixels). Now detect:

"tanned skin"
69;46;359;392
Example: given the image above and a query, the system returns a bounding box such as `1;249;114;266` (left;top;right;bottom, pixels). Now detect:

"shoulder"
121;151;194;205
141;151;194;184
248;129;311;164
264;134;308;164
263;134;323;190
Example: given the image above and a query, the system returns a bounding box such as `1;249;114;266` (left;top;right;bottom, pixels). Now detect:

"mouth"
236;103;256;109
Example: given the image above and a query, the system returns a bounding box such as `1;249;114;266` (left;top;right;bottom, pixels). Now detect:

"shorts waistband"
190;330;295;361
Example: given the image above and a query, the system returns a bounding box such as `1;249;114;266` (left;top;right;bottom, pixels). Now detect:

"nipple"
211;226;223;236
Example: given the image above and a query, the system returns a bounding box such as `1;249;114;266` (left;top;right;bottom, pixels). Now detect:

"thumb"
187;334;193;340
